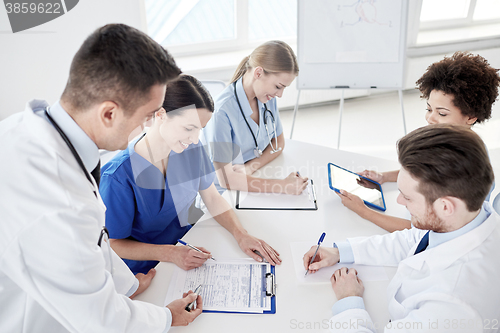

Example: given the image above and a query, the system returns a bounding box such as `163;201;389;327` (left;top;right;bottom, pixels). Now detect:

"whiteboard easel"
291;0;409;148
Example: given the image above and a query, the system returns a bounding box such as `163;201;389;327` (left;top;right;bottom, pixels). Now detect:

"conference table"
135;139;409;332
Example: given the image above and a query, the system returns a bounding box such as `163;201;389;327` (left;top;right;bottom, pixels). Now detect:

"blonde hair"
230;40;299;83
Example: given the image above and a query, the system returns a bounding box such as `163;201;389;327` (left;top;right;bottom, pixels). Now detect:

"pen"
253;250;266;262
177;239;216;260
305;232;326;276
310;180;317;202
185;284;202;312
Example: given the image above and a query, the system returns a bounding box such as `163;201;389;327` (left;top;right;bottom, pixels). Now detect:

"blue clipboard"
203;265;276;314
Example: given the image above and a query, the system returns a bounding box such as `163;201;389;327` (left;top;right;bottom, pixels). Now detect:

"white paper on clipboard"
236;179;317;210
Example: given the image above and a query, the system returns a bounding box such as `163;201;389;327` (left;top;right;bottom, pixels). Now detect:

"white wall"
0;0;146;120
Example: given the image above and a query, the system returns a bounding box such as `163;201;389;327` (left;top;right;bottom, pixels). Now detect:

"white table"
135;139;408;332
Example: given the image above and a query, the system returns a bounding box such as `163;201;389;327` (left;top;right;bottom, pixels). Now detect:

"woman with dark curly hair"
336;52;500;232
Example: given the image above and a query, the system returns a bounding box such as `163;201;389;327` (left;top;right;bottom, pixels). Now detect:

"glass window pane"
145;0;235;46
249;0;297;41
420;0;470;22
474;0;500;21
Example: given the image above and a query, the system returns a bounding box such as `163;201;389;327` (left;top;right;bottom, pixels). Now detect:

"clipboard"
203;265;276;314
235;179;318;210
165;260;276;314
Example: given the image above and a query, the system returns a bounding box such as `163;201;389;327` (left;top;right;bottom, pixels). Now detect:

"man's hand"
129;268;156;299
331;267;364;300
335;189;369;216
236;232;282;265
302;246;339;274
169;245;212;270
166;291;202;326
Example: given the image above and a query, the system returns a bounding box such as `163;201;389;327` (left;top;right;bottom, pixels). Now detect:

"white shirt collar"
428;201;491;249
47;101;100;173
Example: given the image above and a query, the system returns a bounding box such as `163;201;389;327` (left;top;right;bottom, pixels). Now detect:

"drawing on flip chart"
339;0;393;27
303;0;402;64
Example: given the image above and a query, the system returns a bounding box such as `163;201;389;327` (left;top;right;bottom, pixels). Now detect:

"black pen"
185;285;202;312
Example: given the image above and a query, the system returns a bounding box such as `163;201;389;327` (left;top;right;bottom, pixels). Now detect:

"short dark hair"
397;124;493;212
162;74;214;116
416;52;500;124
61;24;181;115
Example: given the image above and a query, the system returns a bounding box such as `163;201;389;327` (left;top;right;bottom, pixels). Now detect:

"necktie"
414;231;430;255
91;160;101;188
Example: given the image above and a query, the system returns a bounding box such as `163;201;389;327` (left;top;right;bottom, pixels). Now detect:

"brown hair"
416;52;500;124
61;24;181;115
162;74;214;117
397;124;493;211
230;40;299;83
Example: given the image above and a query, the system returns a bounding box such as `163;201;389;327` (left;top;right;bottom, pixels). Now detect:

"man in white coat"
304;124;499;332
0;24;203;332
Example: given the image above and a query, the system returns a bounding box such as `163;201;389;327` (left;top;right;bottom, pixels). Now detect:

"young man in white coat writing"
0;24;203;332
304;124;499;332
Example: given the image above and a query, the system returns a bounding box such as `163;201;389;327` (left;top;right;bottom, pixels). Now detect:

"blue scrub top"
100;135;215;274
201;77;284;165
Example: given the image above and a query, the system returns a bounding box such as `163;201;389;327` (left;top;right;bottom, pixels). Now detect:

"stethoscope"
233;82;282;158
44;108;114;275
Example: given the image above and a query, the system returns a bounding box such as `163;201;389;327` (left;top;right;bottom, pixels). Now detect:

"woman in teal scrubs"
201;41;309;195
100;75;281;274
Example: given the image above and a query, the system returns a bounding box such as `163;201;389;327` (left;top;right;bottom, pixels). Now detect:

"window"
144;0;297;56
419;0;500;30
415;0;500;46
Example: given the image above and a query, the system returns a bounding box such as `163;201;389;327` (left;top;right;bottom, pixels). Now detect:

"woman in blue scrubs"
201;41;309;195
100;75;281;274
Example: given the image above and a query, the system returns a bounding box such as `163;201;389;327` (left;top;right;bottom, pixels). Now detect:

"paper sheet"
290;242;388;284
165;259;272;313
236;179;316;210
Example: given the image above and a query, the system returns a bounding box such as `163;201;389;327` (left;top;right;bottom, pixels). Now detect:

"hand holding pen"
283;171;308;195
303;233;341;275
177;239;216;261
166;289;202;326
171;239;214;271
305;232;326;276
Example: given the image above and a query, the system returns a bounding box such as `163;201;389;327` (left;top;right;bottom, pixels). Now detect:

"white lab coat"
0;102;172;333
330;203;500;332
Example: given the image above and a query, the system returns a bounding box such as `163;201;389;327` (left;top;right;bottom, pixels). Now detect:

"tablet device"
328;163;386;211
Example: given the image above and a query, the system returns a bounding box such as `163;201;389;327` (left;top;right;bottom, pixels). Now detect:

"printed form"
165;259;272;313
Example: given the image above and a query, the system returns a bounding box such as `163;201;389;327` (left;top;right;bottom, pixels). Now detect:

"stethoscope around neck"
233;82;282;158
44;107;114;276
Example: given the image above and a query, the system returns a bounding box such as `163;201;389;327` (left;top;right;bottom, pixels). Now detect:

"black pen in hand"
185;285;202;312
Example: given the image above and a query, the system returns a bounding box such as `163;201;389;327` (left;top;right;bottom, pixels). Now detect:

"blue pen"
177;239;216;260
305;232;326;276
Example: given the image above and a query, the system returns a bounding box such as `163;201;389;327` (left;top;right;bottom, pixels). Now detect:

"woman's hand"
168;245;212;270
335;189;369;216
129;268;156;299
281;172;309;195
235;232;282;265
358;170;385;184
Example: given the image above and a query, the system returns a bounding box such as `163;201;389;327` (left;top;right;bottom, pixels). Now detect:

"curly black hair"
416;52;500;124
